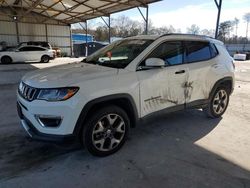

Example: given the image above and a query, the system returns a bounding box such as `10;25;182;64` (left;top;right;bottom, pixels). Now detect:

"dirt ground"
0;60;249;188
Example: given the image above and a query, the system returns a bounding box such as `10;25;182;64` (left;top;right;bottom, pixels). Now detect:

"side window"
145;41;184;66
19;47;29;51
210;43;219;58
32;47;45;51
185;41;211;63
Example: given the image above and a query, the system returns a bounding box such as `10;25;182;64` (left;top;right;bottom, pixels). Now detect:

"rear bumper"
17;102;75;143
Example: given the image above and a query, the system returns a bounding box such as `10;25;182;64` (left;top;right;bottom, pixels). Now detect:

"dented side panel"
137;65;188;117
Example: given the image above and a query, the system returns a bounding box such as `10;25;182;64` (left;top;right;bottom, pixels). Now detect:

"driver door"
136;41;188;117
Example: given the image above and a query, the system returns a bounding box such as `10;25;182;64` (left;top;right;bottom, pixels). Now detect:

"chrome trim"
21;120;33;137
18;82;38;101
35;114;63;128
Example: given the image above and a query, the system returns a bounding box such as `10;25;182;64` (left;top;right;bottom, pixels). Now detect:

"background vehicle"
0;45;54;64
17;34;235;157
18;41;52;49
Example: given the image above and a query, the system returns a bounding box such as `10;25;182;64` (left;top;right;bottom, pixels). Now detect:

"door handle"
175;70;185;74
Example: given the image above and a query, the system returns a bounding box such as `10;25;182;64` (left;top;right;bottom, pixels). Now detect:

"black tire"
41;55;50;63
82;105;130;157
1;56;12;64
203;86;230;118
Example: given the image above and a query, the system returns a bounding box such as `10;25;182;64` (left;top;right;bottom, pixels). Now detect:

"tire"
41;55;50;63
203;86;230;118
1;56;12;64
82;105;130;157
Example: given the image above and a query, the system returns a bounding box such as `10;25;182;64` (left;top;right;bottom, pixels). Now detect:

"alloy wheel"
92;114;126;152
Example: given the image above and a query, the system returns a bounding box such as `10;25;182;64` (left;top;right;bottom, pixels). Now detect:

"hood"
22;62;118;88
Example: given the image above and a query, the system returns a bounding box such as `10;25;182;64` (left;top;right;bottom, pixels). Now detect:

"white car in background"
233;53;247;61
0;45;54;64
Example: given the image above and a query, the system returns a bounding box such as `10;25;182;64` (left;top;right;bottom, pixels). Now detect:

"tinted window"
185;41;211;63
19;47;32;51
19;46;45;51
210;43;219;58
31;47;45;51
146;41;184;66
27;42;50;48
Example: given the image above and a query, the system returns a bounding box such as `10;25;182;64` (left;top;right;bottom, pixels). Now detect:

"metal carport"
0;0;160;56
0;0;223;56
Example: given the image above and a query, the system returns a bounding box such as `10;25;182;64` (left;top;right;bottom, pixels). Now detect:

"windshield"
83;39;153;69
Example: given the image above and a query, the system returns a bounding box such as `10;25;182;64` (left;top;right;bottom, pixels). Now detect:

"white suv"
17;34;235;156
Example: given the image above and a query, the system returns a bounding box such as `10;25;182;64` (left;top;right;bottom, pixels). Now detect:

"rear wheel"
41;55;50;63
82;106;130;157
203;86;229;118
1;56;12;64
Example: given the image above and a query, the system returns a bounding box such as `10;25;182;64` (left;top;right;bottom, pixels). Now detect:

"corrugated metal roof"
0;0;161;24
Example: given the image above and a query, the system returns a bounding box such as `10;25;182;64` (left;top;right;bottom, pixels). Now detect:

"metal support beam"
85;21;88;57
69;25;73;57
137;6;149;35
101;15;111;43
15;21;19;43
214;0;222;39
45;24;48;42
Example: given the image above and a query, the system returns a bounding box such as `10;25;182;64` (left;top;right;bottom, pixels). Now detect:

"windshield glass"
83;39;153;69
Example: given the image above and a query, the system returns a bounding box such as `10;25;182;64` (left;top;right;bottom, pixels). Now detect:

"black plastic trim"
73;93;139;137
209;77;234;100
22;116;75;143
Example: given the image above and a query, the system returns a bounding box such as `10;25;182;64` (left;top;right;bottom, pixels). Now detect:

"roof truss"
0;0;161;24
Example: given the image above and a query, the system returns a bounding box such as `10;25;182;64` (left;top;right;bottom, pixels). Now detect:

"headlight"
37;87;79;101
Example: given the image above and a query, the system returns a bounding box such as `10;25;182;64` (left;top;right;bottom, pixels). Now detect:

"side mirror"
145;58;165;67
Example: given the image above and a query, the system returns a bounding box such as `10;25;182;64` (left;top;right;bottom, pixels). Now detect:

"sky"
107;0;250;37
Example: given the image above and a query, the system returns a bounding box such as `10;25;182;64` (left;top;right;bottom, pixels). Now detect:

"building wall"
0;13;72;56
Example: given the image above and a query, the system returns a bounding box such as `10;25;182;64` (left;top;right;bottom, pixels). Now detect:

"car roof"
19;45;47;49
126;33;223;45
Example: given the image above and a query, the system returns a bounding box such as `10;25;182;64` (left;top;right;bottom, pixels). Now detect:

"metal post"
85;20;88;57
45;24;48;42
108;15;111;43
214;0;222;39
15;21;20;44
101;16;111;43
69;24;73;57
246;21;249;39
145;6;148;35
137;6;149;35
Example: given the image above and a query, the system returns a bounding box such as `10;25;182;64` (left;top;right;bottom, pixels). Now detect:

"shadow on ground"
0;102;250;187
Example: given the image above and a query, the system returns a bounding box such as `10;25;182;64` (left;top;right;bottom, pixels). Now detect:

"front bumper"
16;84;85;142
17;102;75;142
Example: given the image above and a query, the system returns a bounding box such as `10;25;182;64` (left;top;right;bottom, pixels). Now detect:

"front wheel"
82;106;130;157
41;55;50;63
203;87;229;118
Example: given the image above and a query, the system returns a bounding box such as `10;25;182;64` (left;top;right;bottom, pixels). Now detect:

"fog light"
35;115;62;128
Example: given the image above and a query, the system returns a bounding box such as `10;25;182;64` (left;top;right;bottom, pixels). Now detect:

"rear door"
17;47;30;62
29;46;47;61
184;41;218;104
137;41;188;117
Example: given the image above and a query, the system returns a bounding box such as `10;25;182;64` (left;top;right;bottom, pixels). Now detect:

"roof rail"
158;33;215;40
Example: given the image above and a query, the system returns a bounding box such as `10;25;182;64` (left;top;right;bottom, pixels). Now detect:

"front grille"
18;82;39;101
